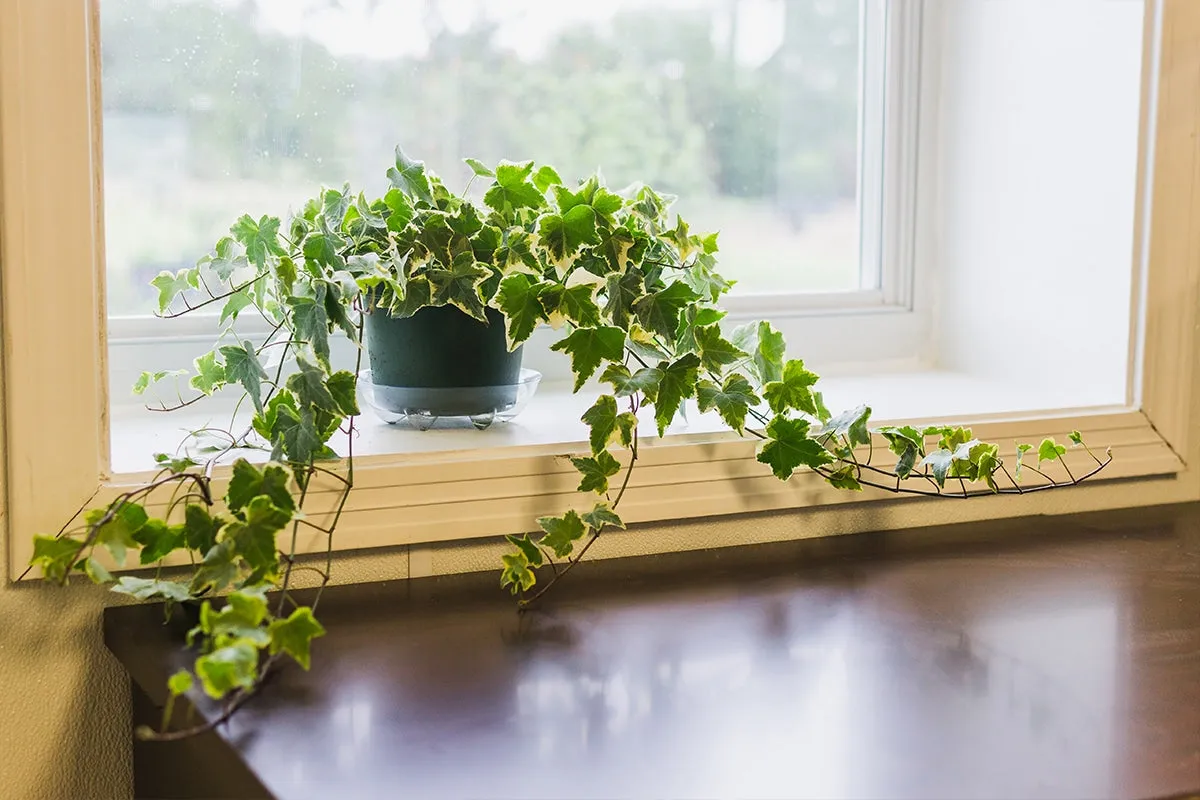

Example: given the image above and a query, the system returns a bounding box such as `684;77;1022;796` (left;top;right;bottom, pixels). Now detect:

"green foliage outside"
101;0;863;313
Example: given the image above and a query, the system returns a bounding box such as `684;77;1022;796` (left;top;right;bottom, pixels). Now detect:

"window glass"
101;0;866;317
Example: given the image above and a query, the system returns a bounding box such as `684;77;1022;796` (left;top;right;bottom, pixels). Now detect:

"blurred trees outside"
101;0;862;312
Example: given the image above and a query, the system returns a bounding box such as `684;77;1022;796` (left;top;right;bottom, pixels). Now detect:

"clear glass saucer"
357;368;542;430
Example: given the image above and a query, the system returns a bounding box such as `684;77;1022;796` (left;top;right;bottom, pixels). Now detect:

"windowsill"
109;368;1130;476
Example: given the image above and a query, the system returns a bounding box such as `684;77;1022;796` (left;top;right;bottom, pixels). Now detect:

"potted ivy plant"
28;146;1110;740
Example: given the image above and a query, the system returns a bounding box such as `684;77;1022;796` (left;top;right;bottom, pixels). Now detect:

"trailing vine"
29;146;1108;737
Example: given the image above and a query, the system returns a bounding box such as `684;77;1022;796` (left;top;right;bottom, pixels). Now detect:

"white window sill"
87;364;1180;577
109;368;1131;476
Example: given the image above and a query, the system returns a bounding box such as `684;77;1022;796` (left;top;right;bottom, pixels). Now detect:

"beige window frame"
3;0;1198;581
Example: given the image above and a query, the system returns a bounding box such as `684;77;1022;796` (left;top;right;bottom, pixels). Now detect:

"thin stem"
156;272;268;319
147;393;208;413
139;654;283;742
58;473;212;584
1058;455;1078;483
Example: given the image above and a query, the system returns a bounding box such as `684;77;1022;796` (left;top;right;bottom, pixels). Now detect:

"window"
102;0;923;400
101;0;886;310
4;0;1196;579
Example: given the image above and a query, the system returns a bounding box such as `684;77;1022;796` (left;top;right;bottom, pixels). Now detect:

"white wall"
929;0;1145;406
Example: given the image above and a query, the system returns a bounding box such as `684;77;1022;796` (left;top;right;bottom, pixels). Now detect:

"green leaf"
556;284;603;328
302;231;345;271
219;292;255;327
675;305;725;351
151;269;198;313
30;535;82;582
224;496;292;578
653;353;702;437
821;405;873;449
1014;442;1034;480
756;416;834;480
921;449;955;487
350;191;387;232
87;503;148;566
326;371;360;416
581;503;625;531
1068;430;1084;446
581;395;621;455
694;325;746;373
276;405;325;465
762;360;821;416
195;640;259;699
876;425;926;455
938;427;974;453
596;226;637;273
876;425;926;479
428;252;490;321
112;576;193;603
383;188;415;232
538;205;600;268
1038;437;1067;464
464;158;495;178
288;296;331;368
285;356;339;414
388;275;433;319
533;165;563;193
133;370;185;396
825;465;863;491
500;552;536;594
494;228;540;274
274;256;298;293
191;539;240;594
550;326;627;391
168;670;194;697
590;187;625;218
604;270;643;331
387;146;434;205
199;236;249;282
682;258;735;303
268;607;326;670
505;533;545;567
83;557;112;584
633;281;701;340
230;214;284;270
484;160;545;213
227;460;295;515
183;504;223;554
537;509;587;558
753;325;787;385
494;274;545;350
134;519;184;565
570;450;622;494
973;442;1001;492
321;184;352;230
599;363;663;401
812;391;832;423
696;373;760;434
614;412;638;448
219;341;268;413
189;351;226;395
626;324;673;365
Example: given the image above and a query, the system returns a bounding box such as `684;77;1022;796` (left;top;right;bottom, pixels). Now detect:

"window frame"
101;0;930;386
4;0;1198;581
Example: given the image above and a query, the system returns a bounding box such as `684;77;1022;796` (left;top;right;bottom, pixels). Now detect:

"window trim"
5;0;1198;581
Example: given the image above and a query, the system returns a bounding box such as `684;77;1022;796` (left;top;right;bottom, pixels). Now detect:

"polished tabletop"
107;503;1200;799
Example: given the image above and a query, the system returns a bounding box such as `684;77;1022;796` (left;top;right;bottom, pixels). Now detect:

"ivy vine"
29;146;1109;737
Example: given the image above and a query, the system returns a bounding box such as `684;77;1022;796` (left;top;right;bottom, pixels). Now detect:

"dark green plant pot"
363;304;523;416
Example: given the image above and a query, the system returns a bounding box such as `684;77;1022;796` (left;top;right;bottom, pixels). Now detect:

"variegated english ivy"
29;146;1110;737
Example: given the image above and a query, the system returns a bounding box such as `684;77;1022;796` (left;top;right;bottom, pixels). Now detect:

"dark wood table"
106;503;1200;799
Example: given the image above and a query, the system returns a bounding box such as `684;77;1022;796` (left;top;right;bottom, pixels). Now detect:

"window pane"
101;0;866;316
